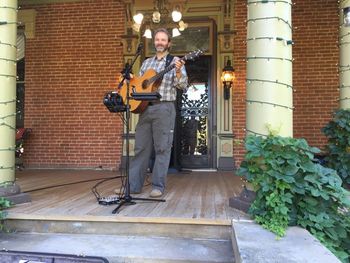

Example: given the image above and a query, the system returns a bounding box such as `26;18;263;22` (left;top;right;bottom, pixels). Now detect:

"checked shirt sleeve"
173;62;188;91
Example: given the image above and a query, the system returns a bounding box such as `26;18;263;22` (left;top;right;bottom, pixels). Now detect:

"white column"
0;0;17;184
246;0;293;137
339;0;350;109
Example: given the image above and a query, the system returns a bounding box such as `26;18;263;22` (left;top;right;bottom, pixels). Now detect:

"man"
129;28;188;198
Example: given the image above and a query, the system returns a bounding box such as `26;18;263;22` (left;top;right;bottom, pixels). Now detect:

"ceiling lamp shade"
171;10;182;22
172;28;181;37
133;13;144;25
143;28;152;39
132;23;141;33
178;20;188;31
152;11;161;23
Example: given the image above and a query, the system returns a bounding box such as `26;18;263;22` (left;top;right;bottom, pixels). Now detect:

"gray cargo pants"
129;101;176;193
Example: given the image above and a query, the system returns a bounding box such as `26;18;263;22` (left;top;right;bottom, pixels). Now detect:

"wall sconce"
344;7;350;27
221;60;235;100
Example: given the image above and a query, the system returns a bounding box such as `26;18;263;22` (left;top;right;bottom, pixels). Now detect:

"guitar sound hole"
142;80;148;90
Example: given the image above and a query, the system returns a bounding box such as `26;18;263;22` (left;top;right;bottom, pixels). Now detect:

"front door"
176;56;212;169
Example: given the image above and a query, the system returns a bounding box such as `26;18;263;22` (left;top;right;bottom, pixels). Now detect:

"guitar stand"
112;60;165;214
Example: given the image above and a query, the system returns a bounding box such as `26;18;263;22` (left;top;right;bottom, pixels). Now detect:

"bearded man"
129;28;188;197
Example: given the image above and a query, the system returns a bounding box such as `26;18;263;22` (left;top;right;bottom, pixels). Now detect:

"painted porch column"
339;0;350;109
246;0;293;137
0;0;17;184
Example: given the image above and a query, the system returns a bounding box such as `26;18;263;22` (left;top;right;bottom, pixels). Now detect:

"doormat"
0;250;109;263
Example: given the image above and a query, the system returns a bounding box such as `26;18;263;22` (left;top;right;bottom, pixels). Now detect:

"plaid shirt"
139;54;188;102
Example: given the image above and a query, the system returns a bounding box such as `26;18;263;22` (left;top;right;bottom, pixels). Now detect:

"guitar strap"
154;54;174;92
165;54;174;68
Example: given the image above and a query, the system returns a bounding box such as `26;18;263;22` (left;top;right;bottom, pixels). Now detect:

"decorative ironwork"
180;82;208;155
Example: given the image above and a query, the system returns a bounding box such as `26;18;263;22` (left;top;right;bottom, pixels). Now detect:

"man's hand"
175;58;185;73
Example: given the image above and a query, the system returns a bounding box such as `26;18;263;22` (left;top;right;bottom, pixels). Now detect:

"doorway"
172;56;213;169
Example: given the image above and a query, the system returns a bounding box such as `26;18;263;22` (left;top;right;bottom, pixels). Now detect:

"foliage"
322;109;350;185
0;197;12;232
238;135;350;262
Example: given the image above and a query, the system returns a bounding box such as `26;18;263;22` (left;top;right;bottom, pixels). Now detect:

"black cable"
91;175;124;201
24;176;121;193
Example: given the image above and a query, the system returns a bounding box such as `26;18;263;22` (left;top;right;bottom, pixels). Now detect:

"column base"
229;187;256;213
0;183;31;205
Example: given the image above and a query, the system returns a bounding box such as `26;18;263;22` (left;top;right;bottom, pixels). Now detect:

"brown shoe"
149;189;163;198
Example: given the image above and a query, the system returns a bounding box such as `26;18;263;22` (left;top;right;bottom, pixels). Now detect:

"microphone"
136;42;143;53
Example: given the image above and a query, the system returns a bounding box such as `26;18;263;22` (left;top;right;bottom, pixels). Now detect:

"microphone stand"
113;43;165;214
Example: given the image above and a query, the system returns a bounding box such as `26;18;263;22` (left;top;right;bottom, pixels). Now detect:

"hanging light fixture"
132;0;187;38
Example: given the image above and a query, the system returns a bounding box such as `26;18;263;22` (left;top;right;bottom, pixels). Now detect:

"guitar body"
119;69;159;113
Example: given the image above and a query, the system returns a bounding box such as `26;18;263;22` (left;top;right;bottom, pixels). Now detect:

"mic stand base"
112;195;165;214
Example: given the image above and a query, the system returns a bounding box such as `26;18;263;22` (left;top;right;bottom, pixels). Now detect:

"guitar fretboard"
143;50;202;87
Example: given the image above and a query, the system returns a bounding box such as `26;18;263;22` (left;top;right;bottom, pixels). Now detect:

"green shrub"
0;197;11;232
238;135;350;262
322;109;350;185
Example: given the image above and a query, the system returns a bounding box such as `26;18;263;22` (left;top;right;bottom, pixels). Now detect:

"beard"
155;45;168;52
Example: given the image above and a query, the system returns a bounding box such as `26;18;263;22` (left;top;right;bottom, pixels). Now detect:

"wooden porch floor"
8;169;247;224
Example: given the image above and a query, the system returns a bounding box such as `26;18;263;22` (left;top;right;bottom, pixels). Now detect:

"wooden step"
6;213;232;240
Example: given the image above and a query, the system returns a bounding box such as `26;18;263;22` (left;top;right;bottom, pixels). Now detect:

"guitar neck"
145;49;202;85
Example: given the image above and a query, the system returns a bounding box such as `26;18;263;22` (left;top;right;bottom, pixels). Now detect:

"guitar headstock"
183;49;204;61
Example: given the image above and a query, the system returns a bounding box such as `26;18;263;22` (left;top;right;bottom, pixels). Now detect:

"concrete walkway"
0;232;234;263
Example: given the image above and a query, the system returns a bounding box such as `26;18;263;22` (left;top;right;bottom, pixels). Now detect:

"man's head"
153;28;171;53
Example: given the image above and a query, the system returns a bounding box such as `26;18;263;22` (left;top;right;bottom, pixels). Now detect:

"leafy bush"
0;197;11;232
322;109;350;185
238;135;350;262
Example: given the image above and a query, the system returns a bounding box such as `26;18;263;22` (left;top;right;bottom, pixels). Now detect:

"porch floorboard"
8;169;247;225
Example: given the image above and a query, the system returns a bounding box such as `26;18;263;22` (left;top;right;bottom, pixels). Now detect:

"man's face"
154;31;170;52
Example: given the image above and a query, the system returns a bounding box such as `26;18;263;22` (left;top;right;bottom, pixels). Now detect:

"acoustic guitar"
119;49;203;113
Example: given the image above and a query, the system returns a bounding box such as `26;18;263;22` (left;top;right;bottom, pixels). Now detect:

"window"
16;32;25;128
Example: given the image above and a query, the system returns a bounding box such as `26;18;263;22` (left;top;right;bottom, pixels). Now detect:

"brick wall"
23;0;125;169
233;0;248;167
293;0;338;144
233;0;339;166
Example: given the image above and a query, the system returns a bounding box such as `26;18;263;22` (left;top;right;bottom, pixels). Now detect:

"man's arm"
173;57;188;90
139;60;146;77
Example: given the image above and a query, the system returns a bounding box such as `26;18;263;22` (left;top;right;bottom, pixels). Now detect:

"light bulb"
171;10;182;22
172;28;181;37
133;13;144;24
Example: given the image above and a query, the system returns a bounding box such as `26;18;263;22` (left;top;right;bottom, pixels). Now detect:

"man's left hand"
175;58;185;73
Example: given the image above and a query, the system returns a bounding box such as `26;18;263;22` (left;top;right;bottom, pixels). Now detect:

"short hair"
153;28;171;42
